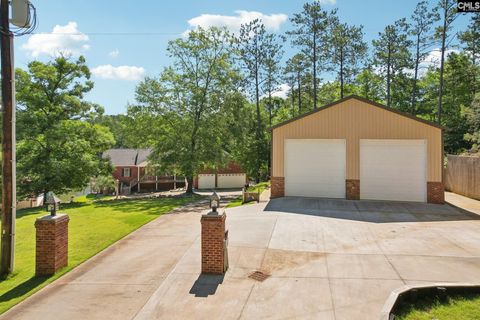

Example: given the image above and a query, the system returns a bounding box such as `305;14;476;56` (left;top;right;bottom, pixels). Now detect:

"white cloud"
185;10;288;35
403;48;460;77
420;48;459;70
91;65;145;81
22;21;90;57
317;0;336;4
108;49;120;58
271;84;291;99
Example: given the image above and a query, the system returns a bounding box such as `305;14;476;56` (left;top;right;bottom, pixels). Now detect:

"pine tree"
236;19;283;182
287;2;336;110
459;13;480;97
435;0;458;123
328;19;367;98
372;19;412;107
409;0;439;114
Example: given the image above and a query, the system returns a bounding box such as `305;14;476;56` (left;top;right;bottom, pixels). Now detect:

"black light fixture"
210;191;220;213
45;191;59;216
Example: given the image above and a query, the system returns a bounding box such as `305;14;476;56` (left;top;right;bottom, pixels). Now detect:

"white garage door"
360;140;427;202
217;173;246;188
285;139;346;198
198;174;215;189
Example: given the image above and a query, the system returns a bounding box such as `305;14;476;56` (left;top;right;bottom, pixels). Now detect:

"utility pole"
0;0;16;276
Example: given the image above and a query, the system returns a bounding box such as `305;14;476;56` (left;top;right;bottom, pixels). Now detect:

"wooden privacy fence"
445;155;480;200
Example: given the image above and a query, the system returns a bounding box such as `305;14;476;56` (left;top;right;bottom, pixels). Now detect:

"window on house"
122;168;131;177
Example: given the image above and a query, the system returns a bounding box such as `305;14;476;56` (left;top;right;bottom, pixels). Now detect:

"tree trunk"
186;176;193;194
411;34;421;115
291;85;295;117
473;51;477;97
386;44;392;107
267;92;272;178
313;29;317;110
297;71;302;114
438;9;448;124
43;190;48;211
340;47;344;99
255;54;261;183
268;92;273;127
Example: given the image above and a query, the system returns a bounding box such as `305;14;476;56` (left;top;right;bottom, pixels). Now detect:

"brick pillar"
346;179;360;200
35;214;69;276
201;212;227;274
427;181;445;204
271;177;285;198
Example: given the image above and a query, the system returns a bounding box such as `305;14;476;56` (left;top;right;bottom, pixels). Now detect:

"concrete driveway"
3;195;480;320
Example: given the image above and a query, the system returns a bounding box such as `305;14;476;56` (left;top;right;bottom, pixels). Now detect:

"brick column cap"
201;211;226;221
35;213;69;227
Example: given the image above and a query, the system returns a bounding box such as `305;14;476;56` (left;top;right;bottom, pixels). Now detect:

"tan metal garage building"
270;95;444;204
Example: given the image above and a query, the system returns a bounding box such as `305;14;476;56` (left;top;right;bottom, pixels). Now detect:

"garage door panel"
360;140;426;202
198;174;215;189
217;174;245;189
285;139;346;198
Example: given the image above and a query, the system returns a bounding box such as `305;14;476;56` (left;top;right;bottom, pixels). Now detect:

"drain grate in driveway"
248;271;270;282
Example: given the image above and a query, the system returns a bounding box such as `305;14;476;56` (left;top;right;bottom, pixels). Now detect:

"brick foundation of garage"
427;181;445;204
346;179;360;200
271;177;284;198
271;178;444;204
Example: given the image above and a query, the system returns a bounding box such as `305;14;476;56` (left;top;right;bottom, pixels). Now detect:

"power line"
28;31;184;36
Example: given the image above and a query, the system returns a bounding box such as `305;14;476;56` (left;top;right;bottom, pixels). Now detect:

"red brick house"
103;149;185;194
193;161;247;189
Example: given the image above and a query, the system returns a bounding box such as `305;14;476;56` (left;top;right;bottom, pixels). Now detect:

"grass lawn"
0;195;201;314
226;181;270;208
395;293;480;320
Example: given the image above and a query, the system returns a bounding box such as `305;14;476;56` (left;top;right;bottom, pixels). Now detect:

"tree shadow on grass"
0;275;51;303
92;196;202;215
16;202;90;219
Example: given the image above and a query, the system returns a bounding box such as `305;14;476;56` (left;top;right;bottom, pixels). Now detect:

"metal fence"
445;155;480;200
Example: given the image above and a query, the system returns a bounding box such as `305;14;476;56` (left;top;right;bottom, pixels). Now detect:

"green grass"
225;197;250;208
226;181;270;208
395;293;480;320
73;193;114;203
0;195;201;314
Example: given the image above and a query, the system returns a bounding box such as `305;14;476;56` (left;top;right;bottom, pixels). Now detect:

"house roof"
103;148;152;166
269;95;445;131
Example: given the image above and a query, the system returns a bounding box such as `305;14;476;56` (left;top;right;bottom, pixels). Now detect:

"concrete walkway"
446;191;480;215
3;195;480;320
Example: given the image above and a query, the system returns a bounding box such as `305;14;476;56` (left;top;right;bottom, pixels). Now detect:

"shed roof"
103;148;152;166
269;95;444;131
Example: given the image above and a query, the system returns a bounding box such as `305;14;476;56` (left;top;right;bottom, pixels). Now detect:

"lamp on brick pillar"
209;191;220;213
35;191;69;276
44;191;59;216
201;192;228;274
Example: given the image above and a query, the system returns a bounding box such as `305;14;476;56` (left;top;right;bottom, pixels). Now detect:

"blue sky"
14;0;470;115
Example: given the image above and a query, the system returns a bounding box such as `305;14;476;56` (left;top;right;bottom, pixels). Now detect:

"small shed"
270;95;444;203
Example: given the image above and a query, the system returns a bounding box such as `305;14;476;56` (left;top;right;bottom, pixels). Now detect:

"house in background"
194;161;247;189
103;149;185;194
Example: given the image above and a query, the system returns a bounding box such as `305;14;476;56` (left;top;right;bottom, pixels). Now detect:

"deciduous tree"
130;27;239;193
459;13;480;97
15;56;114;199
